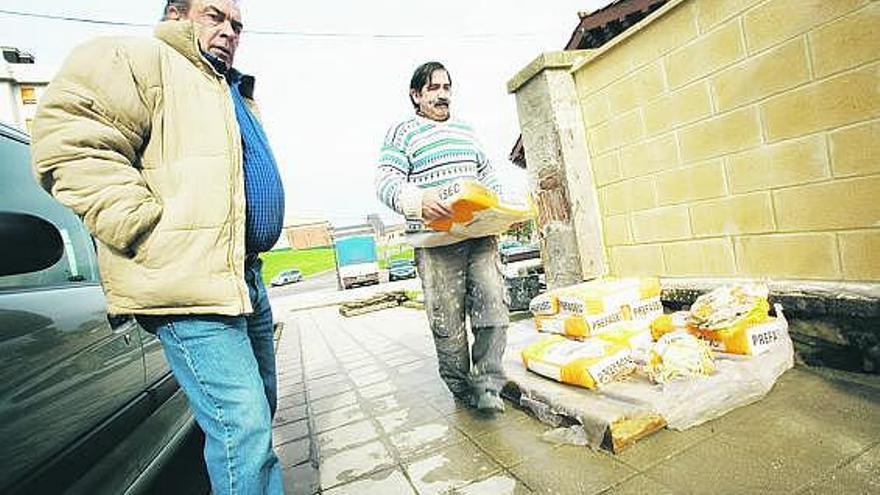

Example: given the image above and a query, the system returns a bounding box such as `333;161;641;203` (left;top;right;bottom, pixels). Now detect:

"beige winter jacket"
32;20;259;315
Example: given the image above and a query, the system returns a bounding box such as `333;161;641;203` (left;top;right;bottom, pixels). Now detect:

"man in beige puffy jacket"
31;1;285;493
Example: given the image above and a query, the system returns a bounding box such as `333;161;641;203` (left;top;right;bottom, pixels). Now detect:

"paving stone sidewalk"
271;304;880;495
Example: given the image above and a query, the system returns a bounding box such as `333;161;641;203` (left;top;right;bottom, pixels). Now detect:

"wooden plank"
606;413;667;453
339;300;400;317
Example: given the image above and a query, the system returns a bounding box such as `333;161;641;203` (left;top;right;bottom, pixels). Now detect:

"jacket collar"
154;20;256;99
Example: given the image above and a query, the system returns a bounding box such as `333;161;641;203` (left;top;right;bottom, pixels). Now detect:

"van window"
0;133;100;290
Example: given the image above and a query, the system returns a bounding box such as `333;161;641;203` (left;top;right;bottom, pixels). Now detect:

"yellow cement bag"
529;292;558;316
532;278;660;336
622;296;664;323
529;284;589;318
688;283;770;331
685;283;778;355
563;311;627;338
406;180;534;248
521;335;636;389
534;314;564;335
596;323;654;351
557;277;660;317
650;311;689;341
594;322;654;367
534;312;626;339
645;331;716;384
690;316;785;356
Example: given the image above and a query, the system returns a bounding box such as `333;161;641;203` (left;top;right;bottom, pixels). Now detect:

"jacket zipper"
221;76;249;313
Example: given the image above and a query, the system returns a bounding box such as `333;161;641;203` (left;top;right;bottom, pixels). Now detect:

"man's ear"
165;5;184;20
410;89;420;107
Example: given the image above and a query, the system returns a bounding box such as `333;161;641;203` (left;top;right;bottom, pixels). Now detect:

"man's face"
169;0;242;68
412;69;451;122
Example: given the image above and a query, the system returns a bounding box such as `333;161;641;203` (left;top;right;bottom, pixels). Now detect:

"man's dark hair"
162;0;190;20
409;61;451;109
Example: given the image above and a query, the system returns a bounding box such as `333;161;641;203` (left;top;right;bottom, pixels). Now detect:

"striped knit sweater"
376;115;501;221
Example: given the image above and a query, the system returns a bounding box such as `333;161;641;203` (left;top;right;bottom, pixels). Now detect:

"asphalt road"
266;269;416;298
267;269;339;297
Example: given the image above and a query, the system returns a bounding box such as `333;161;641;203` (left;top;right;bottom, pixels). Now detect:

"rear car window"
0;132;100;290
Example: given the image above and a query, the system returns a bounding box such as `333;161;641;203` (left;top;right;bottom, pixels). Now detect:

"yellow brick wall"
573;0;880;281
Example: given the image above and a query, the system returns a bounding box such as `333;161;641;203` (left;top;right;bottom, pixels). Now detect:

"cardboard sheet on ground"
503;308;794;450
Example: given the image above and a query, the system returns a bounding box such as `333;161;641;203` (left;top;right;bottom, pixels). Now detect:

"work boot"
476;390;505;413
450;386;474;408
453;393;475;408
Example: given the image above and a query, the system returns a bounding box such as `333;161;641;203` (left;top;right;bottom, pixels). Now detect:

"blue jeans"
138;256;283;495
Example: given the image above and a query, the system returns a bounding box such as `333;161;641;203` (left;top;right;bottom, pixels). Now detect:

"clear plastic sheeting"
518;395;566;428
656;307;793;429
503;305;794;448
541;425;589;446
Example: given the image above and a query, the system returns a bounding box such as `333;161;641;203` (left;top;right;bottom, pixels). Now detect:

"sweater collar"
415;113;454;126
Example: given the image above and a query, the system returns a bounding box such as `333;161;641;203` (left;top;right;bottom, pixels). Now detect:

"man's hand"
421;187;453;221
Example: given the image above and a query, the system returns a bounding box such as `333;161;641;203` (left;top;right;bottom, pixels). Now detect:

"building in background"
283;218;332;250
366;213;385;238
0;47;51;134
383;223;406;244
365;213;407;245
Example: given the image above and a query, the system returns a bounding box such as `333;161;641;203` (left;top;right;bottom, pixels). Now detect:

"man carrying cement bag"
375;61;510;413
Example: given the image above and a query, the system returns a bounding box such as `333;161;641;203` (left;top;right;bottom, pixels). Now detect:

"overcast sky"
1;1;612;227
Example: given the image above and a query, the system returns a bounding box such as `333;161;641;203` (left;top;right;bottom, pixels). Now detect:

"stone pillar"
508;51;607;289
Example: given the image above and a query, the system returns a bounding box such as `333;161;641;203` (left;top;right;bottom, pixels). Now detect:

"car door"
141;323;171;387
0;126;147;491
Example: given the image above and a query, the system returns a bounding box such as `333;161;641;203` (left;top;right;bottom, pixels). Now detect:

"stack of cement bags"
522;279;786;389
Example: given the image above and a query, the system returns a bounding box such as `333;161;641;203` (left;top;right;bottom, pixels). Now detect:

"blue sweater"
228;72;285;254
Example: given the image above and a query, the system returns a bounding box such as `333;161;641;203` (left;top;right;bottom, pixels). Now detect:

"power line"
0;8;151;27
0;8;552;40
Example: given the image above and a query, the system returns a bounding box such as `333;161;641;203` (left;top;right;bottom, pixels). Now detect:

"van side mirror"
0;212;64;276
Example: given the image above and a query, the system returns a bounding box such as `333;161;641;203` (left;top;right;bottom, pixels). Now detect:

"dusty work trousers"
415;236;510;399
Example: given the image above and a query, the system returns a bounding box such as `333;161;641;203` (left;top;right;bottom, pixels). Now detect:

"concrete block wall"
572;0;880;282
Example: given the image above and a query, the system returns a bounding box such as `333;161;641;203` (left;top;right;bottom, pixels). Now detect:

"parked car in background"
271;268;304;286
0;122;204;494
388;258;416;281
498;239;522;251
498;239;544;311
499;241;542;265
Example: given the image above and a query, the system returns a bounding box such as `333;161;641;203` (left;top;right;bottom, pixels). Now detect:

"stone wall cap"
507;50;594;94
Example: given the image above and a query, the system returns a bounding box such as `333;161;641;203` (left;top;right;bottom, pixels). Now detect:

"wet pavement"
271;302;880;494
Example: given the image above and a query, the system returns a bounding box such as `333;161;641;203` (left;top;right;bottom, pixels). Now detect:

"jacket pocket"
132;210;163;264
132;229;158;264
